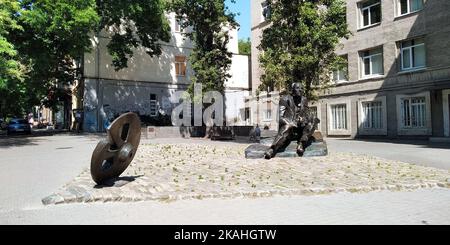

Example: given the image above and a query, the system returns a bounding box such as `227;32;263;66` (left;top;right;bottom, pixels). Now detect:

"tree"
10;0;100;112
0;0;26;118
0;0;23;86
169;0;238;95
259;0;350;99
6;0;171;116
238;38;251;55
97;0;171;70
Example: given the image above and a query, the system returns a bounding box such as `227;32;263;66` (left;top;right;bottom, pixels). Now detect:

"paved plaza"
0;134;449;224
43;142;449;205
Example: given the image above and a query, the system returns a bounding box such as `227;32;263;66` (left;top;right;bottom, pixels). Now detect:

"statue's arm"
279;108;292;126
279;99;295;128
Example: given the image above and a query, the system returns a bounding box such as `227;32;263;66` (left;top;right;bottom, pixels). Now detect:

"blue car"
7;119;32;135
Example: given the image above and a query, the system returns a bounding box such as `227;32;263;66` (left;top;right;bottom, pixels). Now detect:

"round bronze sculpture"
90;112;141;185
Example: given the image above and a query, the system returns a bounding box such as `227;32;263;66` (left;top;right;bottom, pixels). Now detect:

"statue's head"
291;83;303;97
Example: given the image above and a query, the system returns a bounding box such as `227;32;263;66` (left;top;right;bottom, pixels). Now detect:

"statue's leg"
297;123;315;156
265;125;292;159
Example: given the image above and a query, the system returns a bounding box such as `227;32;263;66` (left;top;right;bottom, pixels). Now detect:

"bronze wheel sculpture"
90;112;141;185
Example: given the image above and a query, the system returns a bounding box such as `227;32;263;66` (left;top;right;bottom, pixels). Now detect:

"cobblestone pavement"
42;143;450;205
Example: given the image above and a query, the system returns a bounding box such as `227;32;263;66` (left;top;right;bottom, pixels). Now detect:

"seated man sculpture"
264;83;320;159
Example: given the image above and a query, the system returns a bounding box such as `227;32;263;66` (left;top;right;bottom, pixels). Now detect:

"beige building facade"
251;0;450;139
82;13;250;132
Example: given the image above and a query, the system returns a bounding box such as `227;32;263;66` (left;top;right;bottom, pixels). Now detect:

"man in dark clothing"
264;83;319;159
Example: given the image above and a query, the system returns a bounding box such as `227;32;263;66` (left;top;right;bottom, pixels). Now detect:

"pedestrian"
28;113;34;127
255;124;261;143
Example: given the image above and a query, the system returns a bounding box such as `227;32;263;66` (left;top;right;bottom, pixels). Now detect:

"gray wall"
320;0;450;138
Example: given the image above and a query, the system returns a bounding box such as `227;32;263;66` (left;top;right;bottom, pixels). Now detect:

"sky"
226;0;251;40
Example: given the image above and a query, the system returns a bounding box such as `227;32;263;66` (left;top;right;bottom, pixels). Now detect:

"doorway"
448;94;450;136
443;90;450;137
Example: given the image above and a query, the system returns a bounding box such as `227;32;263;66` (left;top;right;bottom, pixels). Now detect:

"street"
0;134;449;225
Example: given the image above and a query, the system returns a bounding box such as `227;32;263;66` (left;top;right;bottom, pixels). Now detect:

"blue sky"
226;0;251;40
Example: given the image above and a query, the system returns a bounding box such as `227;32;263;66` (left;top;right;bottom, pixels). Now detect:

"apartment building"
247;0;278;130
251;0;450;139
81;13;250;132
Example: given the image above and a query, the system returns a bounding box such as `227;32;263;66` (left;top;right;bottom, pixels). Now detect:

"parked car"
6;118;32;135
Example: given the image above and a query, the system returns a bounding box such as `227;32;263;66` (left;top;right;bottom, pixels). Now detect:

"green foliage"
97;0;171;70
238;38;251;55
0;0;25;118
0;0;171;117
259;0;350;99
11;0;100;111
169;0;238;95
0;0;24;87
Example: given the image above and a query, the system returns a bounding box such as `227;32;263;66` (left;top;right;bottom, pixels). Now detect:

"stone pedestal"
245;132;328;159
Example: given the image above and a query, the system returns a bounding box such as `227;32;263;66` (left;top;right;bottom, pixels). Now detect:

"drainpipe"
96;30;101;132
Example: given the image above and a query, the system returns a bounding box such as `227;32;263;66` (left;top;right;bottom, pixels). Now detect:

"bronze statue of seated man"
264;83;320;159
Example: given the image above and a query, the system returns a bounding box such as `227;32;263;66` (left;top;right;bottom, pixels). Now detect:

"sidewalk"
327;138;450;170
3;189;450;225
1;135;449;224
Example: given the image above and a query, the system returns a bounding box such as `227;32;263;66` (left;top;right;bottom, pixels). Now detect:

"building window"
174;15;186;33
175;56;187;77
245;108;251;121
175;19;181;32
398;0;423;16
150;94;158;117
401;97;426;128
333;55;349;83
400;37;426;71
331;104;348;130
310;106;318;120
360;0;381;28
362;101;383;129
264;109;272;121
261;1;271;23
361;48;383;77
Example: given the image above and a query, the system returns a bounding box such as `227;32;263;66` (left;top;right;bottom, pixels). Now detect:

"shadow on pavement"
94;175;143;189
0;131;107;149
0;135;48;149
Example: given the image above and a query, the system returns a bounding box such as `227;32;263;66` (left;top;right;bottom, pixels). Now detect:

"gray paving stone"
42;143;450;205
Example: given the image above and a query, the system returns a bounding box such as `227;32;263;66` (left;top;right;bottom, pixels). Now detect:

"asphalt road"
0;135;449;225
327;138;450;170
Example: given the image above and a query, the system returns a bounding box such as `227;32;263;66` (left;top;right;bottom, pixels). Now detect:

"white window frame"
263;109;272;122
360;1;382;29
174;15;187;33
333;69;348;83
362;102;383;129
332;55;349;83
400;38;426;71
328;100;352;136
150;94;158;117
331;104;348;130
358;96;387;136
397;0;424;17
361;48;384;78
400;97;426;128
396;92;432;136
